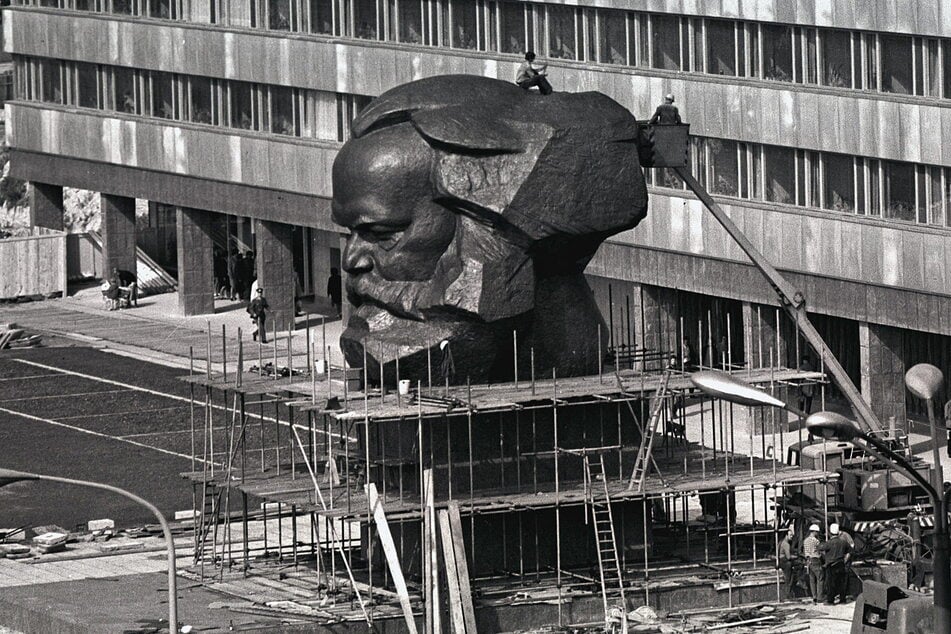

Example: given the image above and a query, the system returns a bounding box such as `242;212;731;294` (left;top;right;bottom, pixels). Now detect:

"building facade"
6;0;951;421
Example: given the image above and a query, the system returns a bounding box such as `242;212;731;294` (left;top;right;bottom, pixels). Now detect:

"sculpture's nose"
343;235;373;274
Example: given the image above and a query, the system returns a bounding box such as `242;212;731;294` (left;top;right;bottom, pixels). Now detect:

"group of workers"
515;52;683;126
779;522;854;605
100;267;138;311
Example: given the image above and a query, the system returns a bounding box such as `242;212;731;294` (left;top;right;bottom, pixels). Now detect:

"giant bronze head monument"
332;75;648;384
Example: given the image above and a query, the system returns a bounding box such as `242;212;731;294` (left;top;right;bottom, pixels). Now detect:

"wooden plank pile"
0;323;42;350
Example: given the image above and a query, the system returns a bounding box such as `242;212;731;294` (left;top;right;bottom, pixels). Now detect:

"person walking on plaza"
248;287;270;343
327;268;342;316
516;51;553;95
803;523;824;604
778;528;798;599
649;94;682;125
820;523;852;605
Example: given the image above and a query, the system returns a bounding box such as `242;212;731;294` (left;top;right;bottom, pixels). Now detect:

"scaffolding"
178;307;835;630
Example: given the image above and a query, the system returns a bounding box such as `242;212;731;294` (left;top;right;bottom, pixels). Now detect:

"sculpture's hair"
350;75;649;271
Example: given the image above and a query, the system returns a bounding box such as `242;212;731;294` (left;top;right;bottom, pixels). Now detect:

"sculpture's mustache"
346;275;429;321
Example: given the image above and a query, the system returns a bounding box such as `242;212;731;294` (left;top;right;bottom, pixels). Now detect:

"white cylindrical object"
398;379;411;395
315;359;326;374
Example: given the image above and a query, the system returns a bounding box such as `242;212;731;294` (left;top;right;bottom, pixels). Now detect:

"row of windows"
15;54;951;230
654;138;951;227
13;56;371;141
13;0;951;100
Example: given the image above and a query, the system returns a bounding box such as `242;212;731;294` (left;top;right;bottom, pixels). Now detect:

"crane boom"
673;167;883;433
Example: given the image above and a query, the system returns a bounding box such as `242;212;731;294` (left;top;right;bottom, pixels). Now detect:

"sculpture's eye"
358;223;406;251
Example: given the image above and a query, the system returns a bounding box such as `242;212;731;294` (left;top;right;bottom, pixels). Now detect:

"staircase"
86;230;177;294
627;370;672;492
585;454;626;619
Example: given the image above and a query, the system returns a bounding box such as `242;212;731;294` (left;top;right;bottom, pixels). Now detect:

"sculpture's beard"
340;217;537;383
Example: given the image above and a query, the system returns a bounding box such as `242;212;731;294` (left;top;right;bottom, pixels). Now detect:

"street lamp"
806;412;950;634
690;369;807;418
0;469;180;634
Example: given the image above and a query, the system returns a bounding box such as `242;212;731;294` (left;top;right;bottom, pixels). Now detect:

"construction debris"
0;322;41;349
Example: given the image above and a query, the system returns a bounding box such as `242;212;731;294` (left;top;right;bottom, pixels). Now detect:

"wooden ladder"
194;481;222;564
627;370;672;492
585;453;626;619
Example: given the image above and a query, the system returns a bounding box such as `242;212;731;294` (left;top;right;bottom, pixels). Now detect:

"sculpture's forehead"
332;125;435;226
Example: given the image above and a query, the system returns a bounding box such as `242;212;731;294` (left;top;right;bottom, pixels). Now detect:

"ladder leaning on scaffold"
627;369;672;492
584;452;626;621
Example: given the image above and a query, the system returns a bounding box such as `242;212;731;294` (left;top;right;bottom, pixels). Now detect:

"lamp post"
0;469;179;634
690;369;807;418
806;411;950;634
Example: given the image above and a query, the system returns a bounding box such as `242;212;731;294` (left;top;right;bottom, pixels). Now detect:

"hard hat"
829;523;840;535
808;524;820;532
665;93;675;102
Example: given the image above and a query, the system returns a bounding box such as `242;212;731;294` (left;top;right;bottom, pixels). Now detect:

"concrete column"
859;322;906;424
100;194;137;275
639;284;679;365
742;302;788;369
30;182;64;231
255;219;296;332
175;207;216;316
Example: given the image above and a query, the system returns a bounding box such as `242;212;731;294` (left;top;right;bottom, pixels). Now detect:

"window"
40;58;64;104
398;0;423;43
113;66;137;113
76;62;100;109
651;14;680;70
112;0;133;14
881;34;912;94
189;76;214;124
268;0;291;29
706;19;735;76
446;0;477;49
928;166;945;226
498;2;526;55
229;80;255;130
792;27;818;83
148;0;172;18
925;39;940;97
74;0;94;10
150;71;177;119
824;153;854;212
764;145;795;204
708;139;738;196
761;24;793;81
822;30;852;88
598;9;629;65
883;160;916;221
309;0;333;34
353;0;377;39
546;5;575;60
270;86;297;135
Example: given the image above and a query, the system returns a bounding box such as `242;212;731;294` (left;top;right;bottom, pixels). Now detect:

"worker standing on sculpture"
516;52;553;95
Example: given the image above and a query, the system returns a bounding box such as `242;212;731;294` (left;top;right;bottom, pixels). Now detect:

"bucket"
398;379;411;395
315;359;326;374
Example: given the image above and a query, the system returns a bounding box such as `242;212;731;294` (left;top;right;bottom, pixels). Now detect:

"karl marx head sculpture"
331;75;648;384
